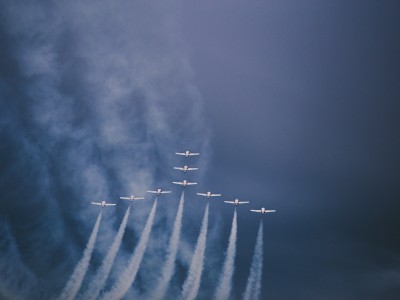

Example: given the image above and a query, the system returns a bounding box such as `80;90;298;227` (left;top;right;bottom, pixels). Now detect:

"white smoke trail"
80;206;131;300
181;203;209;300
150;191;185;300
214;209;237;300
100;200;158;300
59;211;103;300
243;220;264;300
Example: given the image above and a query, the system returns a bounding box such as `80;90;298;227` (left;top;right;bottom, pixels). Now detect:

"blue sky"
1;0;400;299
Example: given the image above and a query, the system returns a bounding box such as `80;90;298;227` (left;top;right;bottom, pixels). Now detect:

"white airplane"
250;207;276;214
175;150;200;158
224;199;250;206
147;188;172;196
196;191;222;199
174;165;198;172
119;195;145;202
173;180;197;187
91;201;116;208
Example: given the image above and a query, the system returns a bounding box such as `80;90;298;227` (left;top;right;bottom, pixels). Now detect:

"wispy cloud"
0;0;210;298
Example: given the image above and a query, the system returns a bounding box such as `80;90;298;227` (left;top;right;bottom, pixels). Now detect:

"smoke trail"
150;191;185;300
59;211;103;300
181;203;209;300
100;200;158;300
214;209;237;300
80;206;131;300
243;220;264;300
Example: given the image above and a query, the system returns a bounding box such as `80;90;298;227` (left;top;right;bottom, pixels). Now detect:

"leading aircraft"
173;180;197;187
147;188;172;196
174;165;198;172
224;199;250;206
175;150;200;158
250;207;276;214
119;195;145;203
91;201;116;208
196;191;222;199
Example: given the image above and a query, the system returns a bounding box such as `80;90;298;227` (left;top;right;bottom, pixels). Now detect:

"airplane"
173;180;197;187
224;199;250;206
91;201;116;208
174;165;198;172
250;207;276;214
147;188;172;196
196;191;222;199
119;195;145;203
175;150;200;158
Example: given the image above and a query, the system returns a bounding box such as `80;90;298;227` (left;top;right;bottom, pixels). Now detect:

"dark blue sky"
181;1;400;299
183;1;400;299
1;0;400;299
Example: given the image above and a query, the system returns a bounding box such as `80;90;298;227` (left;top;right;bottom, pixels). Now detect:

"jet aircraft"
91;201;116;208
119;195;145;202
250;207;276;214
173;180;197;187
174;165;198;172
196;192;222;199
147;188;172;196
224;199;250;206
175;150;200;158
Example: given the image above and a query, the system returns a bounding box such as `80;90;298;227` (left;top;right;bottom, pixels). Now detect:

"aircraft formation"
59;149;275;300
92;150;276;214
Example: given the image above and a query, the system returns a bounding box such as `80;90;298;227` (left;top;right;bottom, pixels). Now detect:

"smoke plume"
243;220;264;300
214;209;237;300
58;211;102;300
100;199;158;300
150;191;185;300
80;206;131;300
181;202;209;300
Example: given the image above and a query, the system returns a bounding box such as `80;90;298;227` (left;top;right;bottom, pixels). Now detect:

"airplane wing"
119;197;131;200
210;194;222;197
224;201;235;204
187;167;198;170
161;191;172;194
175;152;186;156
188;152;200;156
174;167;184;170
91;202;102;206
238;201;250;204
173;182;184;185
147;191;158;193
265;210;276;213
196;193;208;196
186;182;197;185
105;203;116;206
250;209;262;213
134;197;145;200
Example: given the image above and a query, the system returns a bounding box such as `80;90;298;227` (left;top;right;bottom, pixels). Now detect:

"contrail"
80;206;131;300
100;200;158;300
214;209;237;300
58;211;102;300
243;220;263;300
181;202;209;300
150;191;185;300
